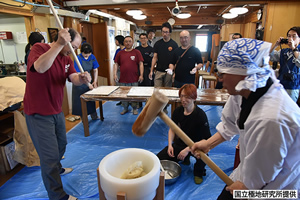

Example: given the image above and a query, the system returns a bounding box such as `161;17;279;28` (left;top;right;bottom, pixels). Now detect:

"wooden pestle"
132;90;234;186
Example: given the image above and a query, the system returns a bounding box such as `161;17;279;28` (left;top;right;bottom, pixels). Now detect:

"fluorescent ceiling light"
248;4;261;6
126;10;143;16
222;13;238;19
113;0;129;3
229;7;248;15
133;15;147;20
176;13;191;19
86;9;136;26
197;25;203;29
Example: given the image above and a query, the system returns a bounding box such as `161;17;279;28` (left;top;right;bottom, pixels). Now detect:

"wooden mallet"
45;0;93;90
132;90;234;186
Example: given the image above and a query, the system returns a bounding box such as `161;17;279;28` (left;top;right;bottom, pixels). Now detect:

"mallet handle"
158;111;234;186
46;0;93;90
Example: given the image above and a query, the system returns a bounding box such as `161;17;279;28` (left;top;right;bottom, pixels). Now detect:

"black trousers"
217;186;234;200
139;67;154;86
157;143;206;177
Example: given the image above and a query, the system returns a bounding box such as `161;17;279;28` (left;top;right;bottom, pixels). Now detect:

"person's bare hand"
138;75;144;83
148;71;153;80
177;149;188;161
226;181;248;194
92;81;97;88
191;139;210;159
114;74;119;83
56;28;71;46
288;39;297;50
167;146;175;157
79;71;91;84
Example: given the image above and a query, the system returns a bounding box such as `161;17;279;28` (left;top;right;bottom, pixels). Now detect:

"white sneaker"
68;195;78;200
60;168;73;175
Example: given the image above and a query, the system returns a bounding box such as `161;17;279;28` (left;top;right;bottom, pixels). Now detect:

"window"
195;34;208;52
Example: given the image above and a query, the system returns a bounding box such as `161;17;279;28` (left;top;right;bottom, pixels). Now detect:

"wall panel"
220;24;243;41
264;2;300;48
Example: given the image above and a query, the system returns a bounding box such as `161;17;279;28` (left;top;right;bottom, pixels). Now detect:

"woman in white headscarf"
191;38;300;199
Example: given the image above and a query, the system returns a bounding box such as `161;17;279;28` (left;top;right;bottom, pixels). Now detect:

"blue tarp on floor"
0;101;238;200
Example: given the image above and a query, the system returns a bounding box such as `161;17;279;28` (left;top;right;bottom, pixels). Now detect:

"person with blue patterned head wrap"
191;38;300;199
217;38;280;94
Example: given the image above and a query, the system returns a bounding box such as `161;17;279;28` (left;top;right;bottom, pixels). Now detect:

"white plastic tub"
99;148;160;200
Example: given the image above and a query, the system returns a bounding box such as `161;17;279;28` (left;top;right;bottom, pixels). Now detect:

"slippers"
74;116;80;120
120;109;128;115
66;116;75;122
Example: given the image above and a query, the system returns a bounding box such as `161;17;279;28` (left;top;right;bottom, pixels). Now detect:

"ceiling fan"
171;0;180;15
167;0;187;16
167;0;188;25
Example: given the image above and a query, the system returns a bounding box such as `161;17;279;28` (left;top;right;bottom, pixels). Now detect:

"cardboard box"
0;138;18;174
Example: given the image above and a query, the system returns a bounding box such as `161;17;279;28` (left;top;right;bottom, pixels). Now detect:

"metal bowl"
160;160;181;185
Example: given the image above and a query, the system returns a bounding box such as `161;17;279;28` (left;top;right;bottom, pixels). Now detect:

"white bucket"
99;148;160;200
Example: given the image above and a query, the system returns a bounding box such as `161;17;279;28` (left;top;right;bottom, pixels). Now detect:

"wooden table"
80;86;229;137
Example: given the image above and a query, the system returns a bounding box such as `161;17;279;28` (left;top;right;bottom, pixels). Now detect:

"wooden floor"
0;114;82;187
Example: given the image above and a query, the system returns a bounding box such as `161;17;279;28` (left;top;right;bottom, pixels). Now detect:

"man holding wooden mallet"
24;28;90;200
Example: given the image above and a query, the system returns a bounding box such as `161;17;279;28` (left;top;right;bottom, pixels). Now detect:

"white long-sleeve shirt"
217;82;300;190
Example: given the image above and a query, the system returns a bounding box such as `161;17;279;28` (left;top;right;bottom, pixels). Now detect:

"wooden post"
154;172;165;200
117;192;126;200
98;101;104;121
97;167;106;200
80;96;90;137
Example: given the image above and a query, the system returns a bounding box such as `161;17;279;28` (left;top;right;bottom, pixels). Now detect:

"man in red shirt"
114;36;144;115
24;28;90;200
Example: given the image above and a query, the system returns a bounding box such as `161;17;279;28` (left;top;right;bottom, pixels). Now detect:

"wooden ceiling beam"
133;17;223;27
66;0;290;29
77;1;273;11
0;6;33;17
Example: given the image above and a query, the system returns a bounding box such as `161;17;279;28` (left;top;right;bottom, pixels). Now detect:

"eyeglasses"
180;36;189;40
179;94;192;99
287;35;299;39
162;31;170;34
